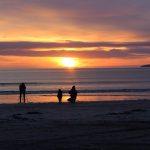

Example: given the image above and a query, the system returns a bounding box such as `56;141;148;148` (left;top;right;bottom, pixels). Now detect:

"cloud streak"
1;41;150;49
0;41;150;58
0;45;150;59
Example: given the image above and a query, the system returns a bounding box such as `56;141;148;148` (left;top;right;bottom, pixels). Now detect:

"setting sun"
61;57;77;68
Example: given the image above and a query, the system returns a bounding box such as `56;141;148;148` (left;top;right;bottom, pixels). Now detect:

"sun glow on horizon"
61;57;77;68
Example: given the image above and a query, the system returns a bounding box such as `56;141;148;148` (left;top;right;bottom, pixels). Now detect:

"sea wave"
0;80;150;86
0;88;150;95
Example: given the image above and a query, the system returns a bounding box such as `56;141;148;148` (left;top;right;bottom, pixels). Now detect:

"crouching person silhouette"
19;83;26;103
68;86;78;103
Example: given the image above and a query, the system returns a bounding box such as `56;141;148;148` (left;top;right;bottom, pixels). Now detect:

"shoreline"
0;93;149;104
0;98;149;103
0;98;149;105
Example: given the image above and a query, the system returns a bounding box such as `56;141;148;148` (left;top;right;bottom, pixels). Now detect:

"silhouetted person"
68;86;78;103
57;89;63;103
19;83;26;103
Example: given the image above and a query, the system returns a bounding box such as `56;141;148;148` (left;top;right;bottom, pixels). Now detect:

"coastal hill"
141;64;150;67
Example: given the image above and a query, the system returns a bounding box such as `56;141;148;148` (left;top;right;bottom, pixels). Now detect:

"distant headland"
141;64;150;67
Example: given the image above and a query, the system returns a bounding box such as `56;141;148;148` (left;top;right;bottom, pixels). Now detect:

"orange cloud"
0;1;150;68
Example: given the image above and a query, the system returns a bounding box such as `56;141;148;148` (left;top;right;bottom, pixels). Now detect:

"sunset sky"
0;0;150;68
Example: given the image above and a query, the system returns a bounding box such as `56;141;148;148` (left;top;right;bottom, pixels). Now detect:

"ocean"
0;68;150;104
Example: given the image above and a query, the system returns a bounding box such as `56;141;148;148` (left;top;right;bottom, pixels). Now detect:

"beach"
0;100;150;150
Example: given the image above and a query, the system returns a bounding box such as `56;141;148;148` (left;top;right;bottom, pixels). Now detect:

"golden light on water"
61;57;77;68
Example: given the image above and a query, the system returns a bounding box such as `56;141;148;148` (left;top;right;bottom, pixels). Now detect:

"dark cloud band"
1;41;150;49
0;41;150;58
0;48;149;59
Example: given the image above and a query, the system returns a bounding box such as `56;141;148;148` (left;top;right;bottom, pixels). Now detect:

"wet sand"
0;100;150;150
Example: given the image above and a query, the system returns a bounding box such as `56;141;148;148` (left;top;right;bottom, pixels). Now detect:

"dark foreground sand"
0;100;150;150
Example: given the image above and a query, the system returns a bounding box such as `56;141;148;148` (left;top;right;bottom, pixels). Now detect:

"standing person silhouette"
19;83;26;103
68;86;78;103
57;89;63;103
